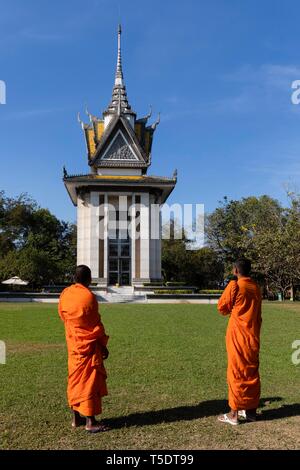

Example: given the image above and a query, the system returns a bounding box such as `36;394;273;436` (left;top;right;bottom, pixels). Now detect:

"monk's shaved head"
234;258;251;276
75;265;92;286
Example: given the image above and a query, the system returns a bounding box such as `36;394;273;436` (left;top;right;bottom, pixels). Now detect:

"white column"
149;194;156;279
77;192;91;268
90;191;99;279
77;197;84;265
85;194;92;269
157;206;162;280
131;193;136;280
140;192;150;280
103;193;109;281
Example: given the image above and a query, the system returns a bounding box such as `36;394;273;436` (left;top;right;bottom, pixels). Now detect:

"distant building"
63;25;176;286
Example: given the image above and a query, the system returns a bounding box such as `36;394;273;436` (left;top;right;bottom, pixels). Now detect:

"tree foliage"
206;194;300;296
162;220;224;288
0;191;76;287
162;194;300;295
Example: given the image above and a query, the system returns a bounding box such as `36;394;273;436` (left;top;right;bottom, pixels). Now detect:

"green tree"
0;191;76;287
0;248;58;286
162;220;224;287
253;192;300;298
206;195;283;275
0;192;38;252
188;247;224;288
162;220;190;283
206;193;300;297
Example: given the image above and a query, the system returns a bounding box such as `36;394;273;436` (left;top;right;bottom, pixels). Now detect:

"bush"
199;289;223;294
165;281;187;287
154;289;194;294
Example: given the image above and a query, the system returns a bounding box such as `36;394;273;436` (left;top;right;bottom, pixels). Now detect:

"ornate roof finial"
103;24;136;119
77;112;85;129
173;168;178;180
136;105;153;125
63;166;68;179
117;88;121;116
85;104;95;123
151;112;161;130
146;105;152;121
115;23;123;86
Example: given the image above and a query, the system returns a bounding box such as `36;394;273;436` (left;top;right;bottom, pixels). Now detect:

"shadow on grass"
105;397;285;429
260;403;300;421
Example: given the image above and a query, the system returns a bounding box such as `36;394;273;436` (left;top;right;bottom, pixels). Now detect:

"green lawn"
0;301;299;450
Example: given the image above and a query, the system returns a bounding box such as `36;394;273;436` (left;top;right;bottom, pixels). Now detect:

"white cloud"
249;157;300;177
161;63;300;121
211;63;300;116
224;63;300;90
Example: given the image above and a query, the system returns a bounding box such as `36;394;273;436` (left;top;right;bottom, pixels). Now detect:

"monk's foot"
238;409;257;422
85;421;110;433
72;413;86;428
238;410;247;420
217;412;238;426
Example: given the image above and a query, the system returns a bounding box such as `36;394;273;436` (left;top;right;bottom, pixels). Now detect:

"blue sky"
1;0;300;222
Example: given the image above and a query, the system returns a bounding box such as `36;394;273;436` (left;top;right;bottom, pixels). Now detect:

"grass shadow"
260;403;300;421
105;397;284;429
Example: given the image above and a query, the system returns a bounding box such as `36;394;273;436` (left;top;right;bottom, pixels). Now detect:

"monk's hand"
102;346;109;360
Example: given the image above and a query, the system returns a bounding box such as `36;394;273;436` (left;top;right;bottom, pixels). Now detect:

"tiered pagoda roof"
63;24;177;206
75;24;161;173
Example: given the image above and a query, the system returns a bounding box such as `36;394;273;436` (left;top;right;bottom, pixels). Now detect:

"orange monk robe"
58;283;109;417
218;278;262;411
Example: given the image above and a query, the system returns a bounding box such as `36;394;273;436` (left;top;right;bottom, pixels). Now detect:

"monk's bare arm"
217;281;238;316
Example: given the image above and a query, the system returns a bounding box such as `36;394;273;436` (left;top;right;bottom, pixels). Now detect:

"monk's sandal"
217;413;239;426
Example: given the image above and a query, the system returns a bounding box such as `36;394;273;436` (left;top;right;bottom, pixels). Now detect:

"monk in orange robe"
58;265;109;433
217;258;262;425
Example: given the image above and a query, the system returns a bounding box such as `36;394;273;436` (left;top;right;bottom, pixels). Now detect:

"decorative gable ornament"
102;131;138;161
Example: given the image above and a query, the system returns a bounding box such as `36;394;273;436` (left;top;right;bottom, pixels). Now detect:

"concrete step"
107;286;134;295
95;293;146;303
